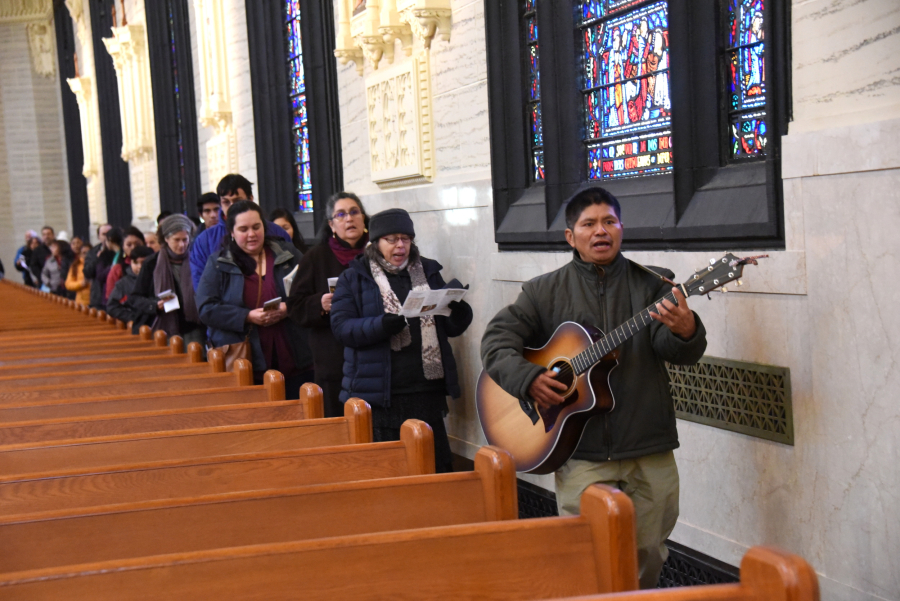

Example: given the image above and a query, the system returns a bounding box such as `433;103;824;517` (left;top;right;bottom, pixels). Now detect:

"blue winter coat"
196;239;313;374
330;254;472;407
189;210;291;290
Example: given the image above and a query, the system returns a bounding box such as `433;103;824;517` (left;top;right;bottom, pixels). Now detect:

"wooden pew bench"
0;374;319;445
541;546;819;601
0;484;639;600
0;398;373;478
0;345;177;367
0;420;433;518
0;344;204;376
0;359;222;391
0;369;249;406
0;445;515;574
0;376;281;423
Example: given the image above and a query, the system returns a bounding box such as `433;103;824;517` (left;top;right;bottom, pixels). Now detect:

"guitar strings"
564;291;679;376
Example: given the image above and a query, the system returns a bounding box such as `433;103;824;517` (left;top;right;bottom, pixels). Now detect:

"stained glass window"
524;0;543;182
579;0;672;180
166;0;186;206
285;0;313;212
724;0;766;160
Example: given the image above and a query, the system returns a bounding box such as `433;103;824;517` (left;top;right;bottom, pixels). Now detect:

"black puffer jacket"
330;254;472;408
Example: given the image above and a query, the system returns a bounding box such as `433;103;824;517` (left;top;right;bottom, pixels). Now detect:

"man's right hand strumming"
527;370;568;410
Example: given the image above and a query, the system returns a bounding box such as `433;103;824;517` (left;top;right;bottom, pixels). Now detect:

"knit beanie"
368;208;415;241
159;214;195;240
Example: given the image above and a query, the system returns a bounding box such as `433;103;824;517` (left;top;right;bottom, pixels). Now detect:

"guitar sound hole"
550;360;575;392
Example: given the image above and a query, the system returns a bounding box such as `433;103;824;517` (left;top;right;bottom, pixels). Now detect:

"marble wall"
332;1;900;600
0;20;71;279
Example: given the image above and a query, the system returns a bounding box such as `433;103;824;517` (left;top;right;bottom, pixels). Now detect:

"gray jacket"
481;252;707;462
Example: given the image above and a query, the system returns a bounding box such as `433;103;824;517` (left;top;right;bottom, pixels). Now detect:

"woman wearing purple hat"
330;208;472;472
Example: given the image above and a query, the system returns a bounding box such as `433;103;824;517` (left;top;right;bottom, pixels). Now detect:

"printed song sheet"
399;288;467;317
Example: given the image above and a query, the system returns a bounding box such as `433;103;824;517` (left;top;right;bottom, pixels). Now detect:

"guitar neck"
571;289;679;375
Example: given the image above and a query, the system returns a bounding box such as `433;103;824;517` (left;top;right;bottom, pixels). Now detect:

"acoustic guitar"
476;253;765;474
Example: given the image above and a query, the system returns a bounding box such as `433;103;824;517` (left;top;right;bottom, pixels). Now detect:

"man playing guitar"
480;186;707;589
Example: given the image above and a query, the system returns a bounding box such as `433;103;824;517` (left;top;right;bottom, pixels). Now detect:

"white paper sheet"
399;288;467;317
283;265;299;294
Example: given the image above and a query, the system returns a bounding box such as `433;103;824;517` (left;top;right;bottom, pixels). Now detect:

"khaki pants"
555;451;679;589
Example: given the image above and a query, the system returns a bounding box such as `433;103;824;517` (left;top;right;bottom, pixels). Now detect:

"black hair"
564;187;622;230
41;225;54;234
197;192;221;213
157;211;173;224
226;200;265;234
130;245;155;262
269;208;308;252
319;191;367;242
124;226;146;244
216;174;254;199
106;226;124;248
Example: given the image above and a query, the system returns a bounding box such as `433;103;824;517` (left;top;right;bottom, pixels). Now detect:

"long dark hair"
269;208;308;252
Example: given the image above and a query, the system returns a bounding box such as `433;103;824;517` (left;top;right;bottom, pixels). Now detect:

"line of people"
13;173;471;474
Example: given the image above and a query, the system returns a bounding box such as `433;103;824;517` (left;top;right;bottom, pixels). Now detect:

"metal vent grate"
517;480;559;519
658;540;739;587
667;356;793;445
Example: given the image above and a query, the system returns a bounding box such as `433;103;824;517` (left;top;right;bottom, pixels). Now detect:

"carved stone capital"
399;7;451;49
379;24;412;57
356;33;393;71
334;47;365;76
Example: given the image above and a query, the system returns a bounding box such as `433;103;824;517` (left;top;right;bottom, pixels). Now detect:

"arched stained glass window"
524;0;543;182
724;0;767;160
285;0;313;212
579;0;672;180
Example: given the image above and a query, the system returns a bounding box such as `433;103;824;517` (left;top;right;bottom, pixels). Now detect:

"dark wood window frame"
90;0;132;227
54;2;90;240
146;0;202;217
246;0;343;238
484;0;792;252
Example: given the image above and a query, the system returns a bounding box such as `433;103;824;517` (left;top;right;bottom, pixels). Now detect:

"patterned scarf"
152;246;200;334
368;250;444;380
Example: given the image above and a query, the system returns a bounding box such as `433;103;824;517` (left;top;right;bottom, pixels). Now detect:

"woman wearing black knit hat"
330;208;473;473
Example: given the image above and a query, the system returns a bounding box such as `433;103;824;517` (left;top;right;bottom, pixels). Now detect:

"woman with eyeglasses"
287;192;369;417
329;208;473;473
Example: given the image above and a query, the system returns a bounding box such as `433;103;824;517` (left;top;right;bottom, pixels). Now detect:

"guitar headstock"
682;253;767;298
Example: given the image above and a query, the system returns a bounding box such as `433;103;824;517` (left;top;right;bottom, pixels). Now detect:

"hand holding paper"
399;288;467;317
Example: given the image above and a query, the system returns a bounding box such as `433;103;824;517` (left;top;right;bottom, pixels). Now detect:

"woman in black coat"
330;208;473;473
287;192;369;418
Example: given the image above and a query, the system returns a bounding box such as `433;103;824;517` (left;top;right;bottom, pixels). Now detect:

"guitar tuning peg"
737;280;743;287
721;287;728;293
709;258;717;265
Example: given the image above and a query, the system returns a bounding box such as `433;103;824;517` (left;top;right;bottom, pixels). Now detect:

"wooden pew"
0;398;373;478
0;377;283;423
541;546;819;601
0;420;433;518
0;484;639;600
0;358;222;391
0;368;249;406
0;326;155;359
0;342;204;376
0;445;515;574
0;345;178;367
0;374;319;445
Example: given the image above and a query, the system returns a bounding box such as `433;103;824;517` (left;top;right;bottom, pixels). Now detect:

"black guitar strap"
630;260;677;287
